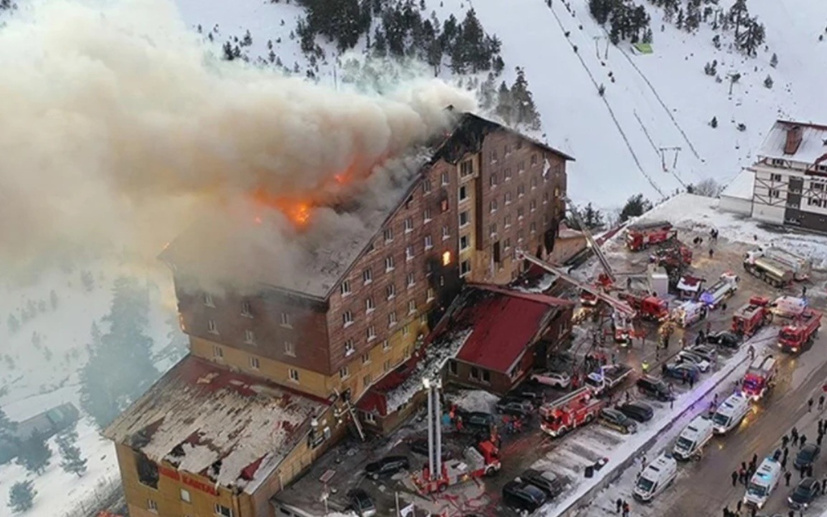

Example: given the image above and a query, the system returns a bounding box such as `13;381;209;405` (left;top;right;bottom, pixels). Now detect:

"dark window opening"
136;452;159;489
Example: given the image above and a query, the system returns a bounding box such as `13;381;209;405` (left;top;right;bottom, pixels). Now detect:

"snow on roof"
758;120;827;164
609;193;827;269
104;355;327;493
720;169;755;200
677;275;704;292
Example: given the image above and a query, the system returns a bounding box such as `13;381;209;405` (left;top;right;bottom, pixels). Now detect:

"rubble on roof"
104;356;327;493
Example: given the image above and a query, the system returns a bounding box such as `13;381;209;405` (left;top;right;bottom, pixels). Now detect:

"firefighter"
642;360;650;373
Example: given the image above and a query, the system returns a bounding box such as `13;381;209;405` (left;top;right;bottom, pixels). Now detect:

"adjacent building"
722;120;827;231
105;111;573;517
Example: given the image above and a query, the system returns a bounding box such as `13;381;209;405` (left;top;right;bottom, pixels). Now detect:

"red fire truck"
731;296;773;337
617;291;669;321
742;355;777;401
625;221;676;251
778;309;822;353
539;388;605;437
414;440;501;494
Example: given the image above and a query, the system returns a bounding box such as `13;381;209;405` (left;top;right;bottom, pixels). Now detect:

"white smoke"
0;0;477;281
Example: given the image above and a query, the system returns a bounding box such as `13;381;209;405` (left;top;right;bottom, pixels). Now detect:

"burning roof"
103;355;327;493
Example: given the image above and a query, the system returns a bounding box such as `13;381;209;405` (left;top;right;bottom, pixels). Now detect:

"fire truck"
617;291;669;321
625;221;676;251
742;355;777;401
539;387;605;437
414;440;501;494
731;297;773;337
778;309;822;353
746;247;811;281
671;300;709;328
699;272;739;309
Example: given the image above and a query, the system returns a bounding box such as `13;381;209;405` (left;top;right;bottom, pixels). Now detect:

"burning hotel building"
104;111;572;517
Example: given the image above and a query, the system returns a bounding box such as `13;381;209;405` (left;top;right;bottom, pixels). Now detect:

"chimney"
784;125;803;155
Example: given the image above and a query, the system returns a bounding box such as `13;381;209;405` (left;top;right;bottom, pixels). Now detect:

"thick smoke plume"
0;0;477;283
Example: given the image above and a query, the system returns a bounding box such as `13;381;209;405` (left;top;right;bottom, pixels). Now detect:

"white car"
531;371;571;389
677;351;711;373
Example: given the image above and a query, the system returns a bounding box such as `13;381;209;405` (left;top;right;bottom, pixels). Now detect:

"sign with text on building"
159;465;218;496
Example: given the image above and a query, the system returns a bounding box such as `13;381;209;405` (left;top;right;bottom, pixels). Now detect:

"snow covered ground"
0;262;182;517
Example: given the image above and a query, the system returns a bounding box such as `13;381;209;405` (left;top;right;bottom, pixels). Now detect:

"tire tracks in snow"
541;0;667;199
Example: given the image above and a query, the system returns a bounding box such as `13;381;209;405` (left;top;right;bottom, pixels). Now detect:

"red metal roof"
455;286;568;373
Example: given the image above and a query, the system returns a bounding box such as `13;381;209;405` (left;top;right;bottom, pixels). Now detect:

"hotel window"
460;260;471;277
340;280;351;296
543;192;549;205
518;230;525;243
289;368;300;382
148;499;158;513
424;235;433;250
482;370;491;383
490;150;498;163
518;160;525;172
504;168;512;180
530;199;537;212
531;177;538;190
249;356;260;369
388;311;398;327
504;215;512;228
383;339;391;351
441;171;449;185
427;288;435;302
384;227;394;242
213;345;223;358
531;154;538;166
386;283;396;300
385;255;395;271
215;505;233;517
407;272;416;287
770;189;780;198
408;300;416;314
363;268;372;284
771;173;782;181
284;341;295;356
366;297;375;312
441;198;449;212
420;313;427;325
342;311;354;327
344;339;355;356
339;366;350;379
424;208;432;222
460;211;470;227
504;144;511;156
442;225;450;240
504;238;511;250
180;489;191;503
244;330;255;345
518;184;525;197
384;359;392;372
518;207;525;220
460;159;473;177
490;199;498;213
363;374;372;387
203;293;214;307
362;352;370;364
459;185;468;201
530;222;537;233
207;319;218;335
460;235;470;251
423;179;432;193
406;245;415;261
490;223;497;236
402;324;410;336
490;173;498;188
280;312;291;327
404;217;414;233
241;300;252;317
504;191;512;205
367;325;376;341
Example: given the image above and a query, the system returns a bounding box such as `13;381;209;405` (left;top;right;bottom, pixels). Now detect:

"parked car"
662;362;701;383
677;350;711;372
364;456;410;480
502;480;548;514
706;331;741;349
636;376;675;402
598;408;638;434
794;444;821;470
517;468;564;499
788;477;821;510
530;371;571;389
496;398;535;418
456;410;496;432
346;489;377;517
408;439;453;460
688;344;718;363
617;401;654;423
511;387;544;406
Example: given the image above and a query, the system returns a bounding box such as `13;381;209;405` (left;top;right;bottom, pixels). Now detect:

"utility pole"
605;37;610;60
658;146;682;172
593;36;602;60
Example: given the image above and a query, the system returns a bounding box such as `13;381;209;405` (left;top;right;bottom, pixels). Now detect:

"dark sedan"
617;401;654;423
794;444;821;470
408;439;453;460
364;456;410;480
706;331;741;349
517;468;564;499
788;477;821;510
662;362;701;382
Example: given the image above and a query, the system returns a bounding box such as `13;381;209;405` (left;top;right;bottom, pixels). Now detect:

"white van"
633;453;678;502
673;415;714;461
772;296;807;318
711;393;751;435
744;457;782;509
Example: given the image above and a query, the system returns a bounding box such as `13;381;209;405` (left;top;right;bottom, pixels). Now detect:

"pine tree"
728;0;748;39
16;430;51;475
495;81;515;126
676;8;684;29
581;203;605;229
8;481;35;513
620;194;652;222
764;74;773;88
509;67;542;130
770;52;778;67
710;116;718;128
59;441;88;477
0;407;15;438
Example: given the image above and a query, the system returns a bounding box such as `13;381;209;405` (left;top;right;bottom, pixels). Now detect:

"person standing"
809;397;814;412
800;434;807;448
736;500;743;514
616;498;623;514
785;470;792;486
731;470;738;487
783;434;790;448
819;394;825;410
